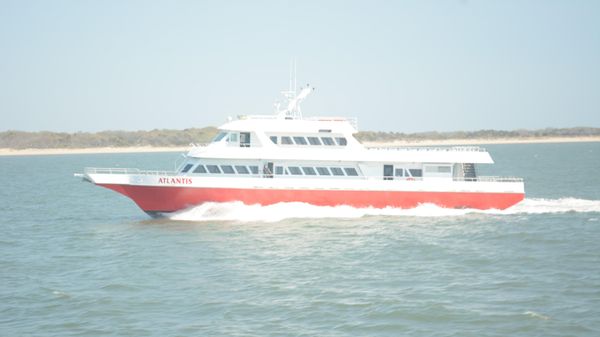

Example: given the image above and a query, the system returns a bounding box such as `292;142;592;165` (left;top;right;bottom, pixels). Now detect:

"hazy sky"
1;1;599;133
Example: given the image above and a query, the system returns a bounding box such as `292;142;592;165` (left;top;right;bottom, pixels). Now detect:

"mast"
276;58;314;119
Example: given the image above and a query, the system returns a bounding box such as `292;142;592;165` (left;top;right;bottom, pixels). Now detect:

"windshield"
212;132;227;142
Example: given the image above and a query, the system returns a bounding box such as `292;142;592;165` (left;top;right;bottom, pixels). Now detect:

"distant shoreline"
0;146;190;156
1;136;598;156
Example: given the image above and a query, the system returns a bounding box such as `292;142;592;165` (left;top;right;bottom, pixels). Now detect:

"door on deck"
384;165;393;180
263;162;274;178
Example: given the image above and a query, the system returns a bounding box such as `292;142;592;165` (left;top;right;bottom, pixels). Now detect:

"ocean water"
1;142;599;336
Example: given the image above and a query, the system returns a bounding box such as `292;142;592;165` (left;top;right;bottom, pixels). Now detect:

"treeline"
355;127;600;142
0;127;218;149
0;126;598;149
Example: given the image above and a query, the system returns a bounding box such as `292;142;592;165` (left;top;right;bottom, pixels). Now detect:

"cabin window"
321;137;335;146
288;166;302;175
249;166;259;174
275;166;284;175
213;132;227;142
181;164;194;173
270;136;278;144
307;137;322;145
394;168;404;177
344;167;359;176
221;165;235;174
228;133;238;142
207;165;221;174
425;165;451;173
235;165;249;174
336;137;347;146
193;165;207;174
319;129;332;133
409;169;422;177
293;137;308;145
302;167;317;175
240;132;250;147
316;167;330;176
281;136;293;145
331;167;344;176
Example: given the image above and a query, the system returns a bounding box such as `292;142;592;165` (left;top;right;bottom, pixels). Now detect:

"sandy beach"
1;136;599;156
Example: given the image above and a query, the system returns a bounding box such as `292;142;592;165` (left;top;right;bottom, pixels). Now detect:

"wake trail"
168;198;600;222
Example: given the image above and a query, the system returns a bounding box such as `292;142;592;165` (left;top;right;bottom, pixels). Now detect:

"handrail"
237;114;279;120
305;116;359;130
366;146;487;152
453;176;524;182
235;115;359;130
360;175;522;182
84;167;523;183
84;167;178;176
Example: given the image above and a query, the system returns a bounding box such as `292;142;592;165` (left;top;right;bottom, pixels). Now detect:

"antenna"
289;58;293;93
293;58;297;93
287;58;297;93
276;58;313;119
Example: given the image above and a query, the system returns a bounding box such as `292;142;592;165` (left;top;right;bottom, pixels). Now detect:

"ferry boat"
77;83;525;217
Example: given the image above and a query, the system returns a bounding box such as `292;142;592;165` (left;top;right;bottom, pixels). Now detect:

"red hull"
99;184;524;213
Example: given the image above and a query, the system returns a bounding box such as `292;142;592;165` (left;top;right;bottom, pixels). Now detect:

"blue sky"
1;0;599;132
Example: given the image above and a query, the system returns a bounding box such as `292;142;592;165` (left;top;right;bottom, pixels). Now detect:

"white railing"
84;167;523;183
305;116;359;130
362;175;522;182
235;114;359;130
453;176;523;183
366;146;486;152
84;167;178;176
237;114;279;120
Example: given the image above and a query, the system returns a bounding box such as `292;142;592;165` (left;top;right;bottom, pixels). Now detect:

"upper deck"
187;114;494;164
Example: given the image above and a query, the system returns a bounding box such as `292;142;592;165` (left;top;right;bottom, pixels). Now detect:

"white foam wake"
499;197;600;215
168;198;600;222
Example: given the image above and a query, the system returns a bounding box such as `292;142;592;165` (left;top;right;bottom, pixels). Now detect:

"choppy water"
1;142;599;336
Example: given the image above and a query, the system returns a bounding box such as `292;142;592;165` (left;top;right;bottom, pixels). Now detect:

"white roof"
219;115;358;134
